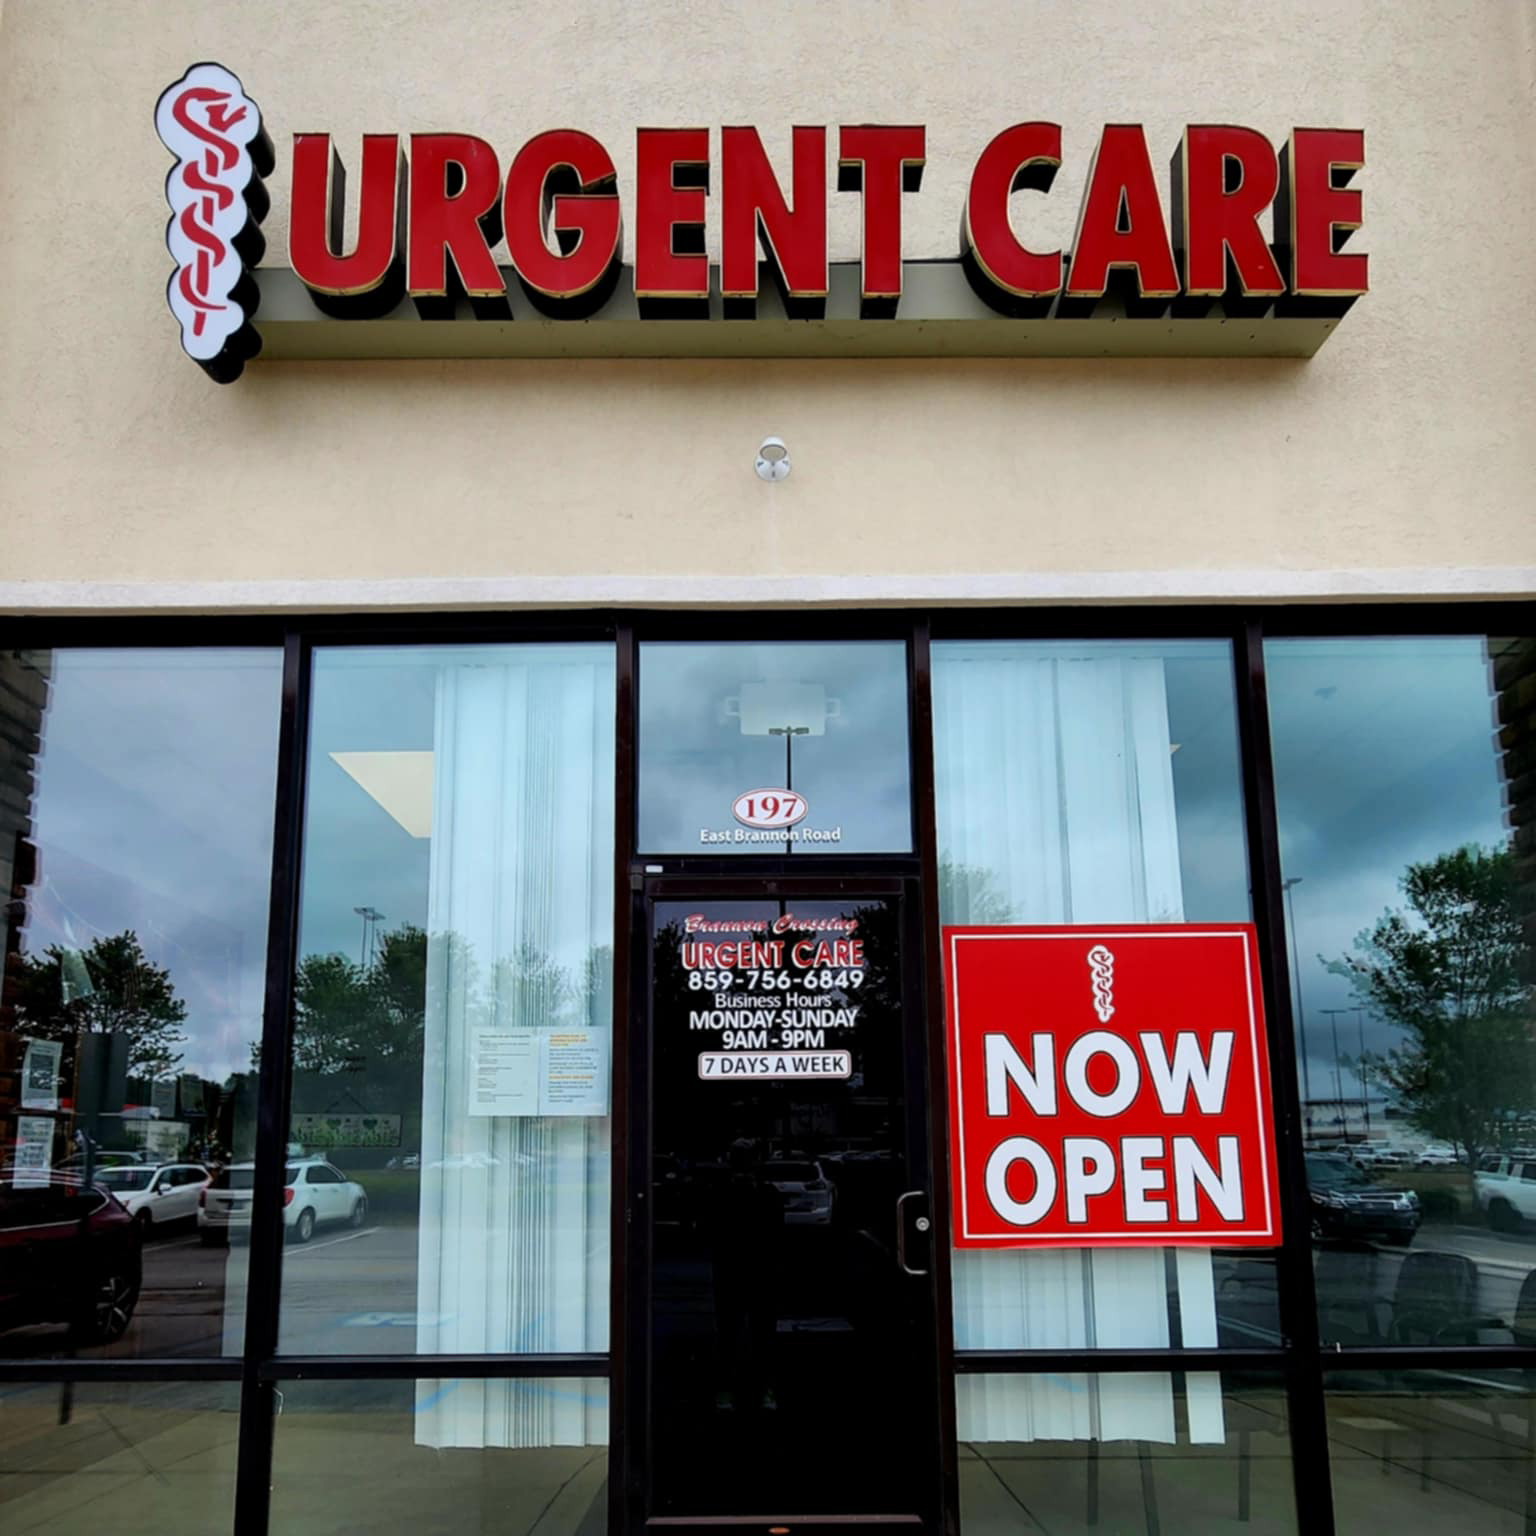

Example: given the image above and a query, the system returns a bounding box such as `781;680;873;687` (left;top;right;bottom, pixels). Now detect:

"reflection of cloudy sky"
637;642;912;854
19;650;283;1082
299;649;436;964
1162;647;1251;921
1266;637;1511;1106
20;636;1511;1111
298;644;613;980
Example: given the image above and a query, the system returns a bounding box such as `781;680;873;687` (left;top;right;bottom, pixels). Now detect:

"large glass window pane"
269;1377;608;1535
0;1380;239;1534
271;644;614;1372
933;640;1276;1449
638;640;911;853
0;649;281;1360
1327;1369;1536;1532
958;1371;1295;1536
1266;636;1536;1346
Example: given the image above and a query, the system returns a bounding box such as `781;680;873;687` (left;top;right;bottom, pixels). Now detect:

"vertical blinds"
934;643;1225;1446
414;649;614;1449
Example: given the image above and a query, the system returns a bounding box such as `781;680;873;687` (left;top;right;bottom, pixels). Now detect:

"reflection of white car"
764;1160;835;1226
198;1158;368;1245
1416;1144;1458;1167
1475;1155;1536;1230
95;1163;210;1231
428;1153;502;1170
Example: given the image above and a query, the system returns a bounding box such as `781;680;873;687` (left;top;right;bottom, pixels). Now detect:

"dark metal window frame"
0;600;1531;1536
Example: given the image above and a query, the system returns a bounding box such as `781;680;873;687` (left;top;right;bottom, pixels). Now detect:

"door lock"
915;1216;931;1233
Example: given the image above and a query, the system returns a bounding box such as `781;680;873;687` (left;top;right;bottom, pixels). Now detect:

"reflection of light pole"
767;725;810;855
1321;1009;1351;1134
1356;1010;1372;1135
353;905;384;967
1281;877;1313;1128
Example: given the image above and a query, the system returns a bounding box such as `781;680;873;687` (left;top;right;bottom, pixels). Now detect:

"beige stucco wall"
0;0;1533;611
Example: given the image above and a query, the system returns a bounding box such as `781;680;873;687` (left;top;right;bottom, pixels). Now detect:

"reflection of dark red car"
0;1173;143;1346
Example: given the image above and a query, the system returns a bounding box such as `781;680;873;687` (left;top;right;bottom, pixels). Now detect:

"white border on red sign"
948;928;1275;1244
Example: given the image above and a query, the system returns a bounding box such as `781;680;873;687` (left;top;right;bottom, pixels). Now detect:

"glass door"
632;876;943;1531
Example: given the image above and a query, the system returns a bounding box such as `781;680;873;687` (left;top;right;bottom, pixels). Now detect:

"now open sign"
944;926;1282;1249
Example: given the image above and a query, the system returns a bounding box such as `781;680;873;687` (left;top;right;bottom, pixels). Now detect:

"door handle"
895;1189;930;1276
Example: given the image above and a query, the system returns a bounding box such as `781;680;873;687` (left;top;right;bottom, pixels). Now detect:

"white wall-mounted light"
755;436;790;481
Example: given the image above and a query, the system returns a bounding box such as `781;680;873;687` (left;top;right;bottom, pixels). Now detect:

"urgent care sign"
945;926;1282;1248
155;63;1366;381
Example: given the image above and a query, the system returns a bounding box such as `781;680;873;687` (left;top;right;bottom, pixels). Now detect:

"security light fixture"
755;436;790;480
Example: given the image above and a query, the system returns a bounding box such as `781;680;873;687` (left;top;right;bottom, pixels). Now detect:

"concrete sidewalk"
0;1382;608;1536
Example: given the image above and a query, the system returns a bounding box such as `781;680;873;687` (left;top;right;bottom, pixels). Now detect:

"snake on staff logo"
1086;944;1116;1023
154;63;273;382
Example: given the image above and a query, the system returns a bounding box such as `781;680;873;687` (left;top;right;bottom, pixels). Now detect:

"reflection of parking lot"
1;1220;418;1359
1318;1225;1536;1346
18;1213;1536;1359
1214;1224;1536;1350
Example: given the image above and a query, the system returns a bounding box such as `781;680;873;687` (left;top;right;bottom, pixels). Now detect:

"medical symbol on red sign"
944;925;1283;1249
154;63;274;382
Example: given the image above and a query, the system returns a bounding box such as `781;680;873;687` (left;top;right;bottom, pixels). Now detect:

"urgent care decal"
945;925;1282;1249
154;63;1368;380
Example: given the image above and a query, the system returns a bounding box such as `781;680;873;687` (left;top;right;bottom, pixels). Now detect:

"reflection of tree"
491;940;612;1027
286;924;608;1148
489;943;574;1028
1332;844;1536;1165
290;924;435;1073
11;929;187;1080
937;855;1012;925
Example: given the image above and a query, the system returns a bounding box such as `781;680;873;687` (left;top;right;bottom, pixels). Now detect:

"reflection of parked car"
763;1160;836;1226
198;1159;368;1245
1307;1155;1421;1245
96;1163;211;1232
428;1152;502;1170
1415;1143;1459;1168
0;1173;142;1344
1474;1155;1536;1230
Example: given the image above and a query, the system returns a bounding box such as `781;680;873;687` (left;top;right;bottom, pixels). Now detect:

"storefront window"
0;1380;239;1532
637;640;911;854
933;640;1276;1451
276;644;614;1384
1266;636;1536;1346
269;1378;608;1534
0;648;282;1360
957;1371;1295;1536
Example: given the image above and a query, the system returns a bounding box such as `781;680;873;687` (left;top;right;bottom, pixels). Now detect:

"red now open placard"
944;926;1282;1248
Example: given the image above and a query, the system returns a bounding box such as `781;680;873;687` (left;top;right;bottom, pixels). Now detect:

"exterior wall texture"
0;0;1533;611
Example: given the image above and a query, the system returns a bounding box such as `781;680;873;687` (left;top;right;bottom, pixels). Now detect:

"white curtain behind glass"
415;647;613;1450
934;644;1223;1446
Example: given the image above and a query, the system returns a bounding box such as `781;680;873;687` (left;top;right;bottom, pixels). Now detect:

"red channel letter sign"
945;925;1282;1248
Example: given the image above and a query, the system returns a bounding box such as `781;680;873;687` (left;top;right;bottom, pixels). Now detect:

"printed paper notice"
470;1030;541;1116
543;1031;608;1115
15;1116;54;1187
470;1029;609;1117
21;1039;62;1111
